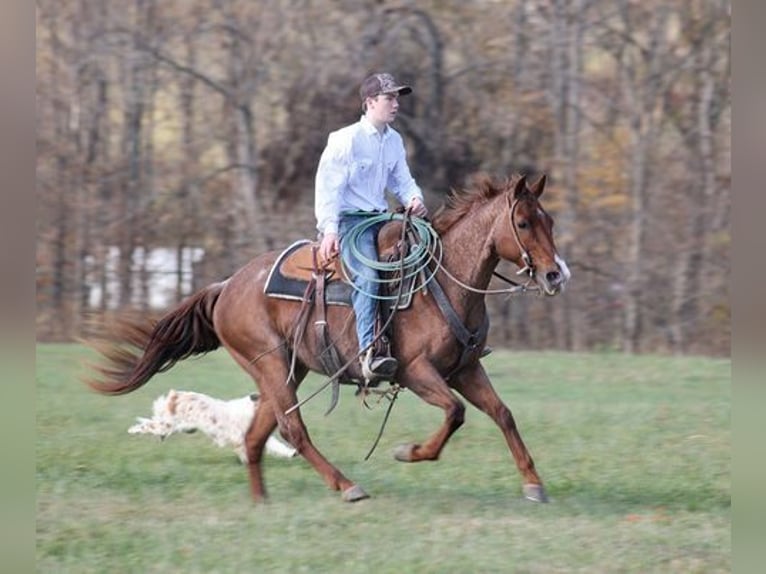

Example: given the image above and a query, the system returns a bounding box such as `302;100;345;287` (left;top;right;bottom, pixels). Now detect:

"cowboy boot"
360;347;398;383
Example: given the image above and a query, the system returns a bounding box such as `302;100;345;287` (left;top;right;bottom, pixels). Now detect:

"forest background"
35;0;731;356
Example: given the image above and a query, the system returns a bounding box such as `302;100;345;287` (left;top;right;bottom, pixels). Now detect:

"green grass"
36;345;730;573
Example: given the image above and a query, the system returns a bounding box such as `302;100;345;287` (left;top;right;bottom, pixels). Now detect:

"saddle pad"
264;240;352;306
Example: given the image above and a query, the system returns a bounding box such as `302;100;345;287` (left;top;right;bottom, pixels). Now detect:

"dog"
128;389;297;462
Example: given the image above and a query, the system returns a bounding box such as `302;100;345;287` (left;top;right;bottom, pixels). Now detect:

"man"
314;72;428;382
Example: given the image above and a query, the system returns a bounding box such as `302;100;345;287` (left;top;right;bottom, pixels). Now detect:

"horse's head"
492;175;571;295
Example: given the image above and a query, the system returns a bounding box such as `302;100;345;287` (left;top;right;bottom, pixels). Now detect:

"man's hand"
407;197;428;218
318;232;339;264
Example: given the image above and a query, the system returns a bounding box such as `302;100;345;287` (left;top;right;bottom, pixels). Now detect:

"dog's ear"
166;389;179;415
249;392;260;402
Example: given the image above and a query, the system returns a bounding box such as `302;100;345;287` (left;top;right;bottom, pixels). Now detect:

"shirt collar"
360;115;389;139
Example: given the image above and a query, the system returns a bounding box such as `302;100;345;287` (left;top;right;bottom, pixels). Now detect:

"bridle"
507;193;535;280
430;192;542;296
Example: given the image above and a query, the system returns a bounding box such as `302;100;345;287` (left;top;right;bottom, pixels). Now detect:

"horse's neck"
437;206;498;316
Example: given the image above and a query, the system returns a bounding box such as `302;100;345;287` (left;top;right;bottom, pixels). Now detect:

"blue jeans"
338;213;385;352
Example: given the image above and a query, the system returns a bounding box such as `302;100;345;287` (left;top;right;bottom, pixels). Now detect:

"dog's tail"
84;283;225;396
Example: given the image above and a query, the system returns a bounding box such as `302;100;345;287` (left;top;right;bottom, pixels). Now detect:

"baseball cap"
359;73;412;100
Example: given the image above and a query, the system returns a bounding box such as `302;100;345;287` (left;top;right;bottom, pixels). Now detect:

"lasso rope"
341;211;537;299
339;212;442;300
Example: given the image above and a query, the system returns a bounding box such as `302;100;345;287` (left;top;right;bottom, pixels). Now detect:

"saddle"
264;239;417;310
264;240;352;306
264;237;417;399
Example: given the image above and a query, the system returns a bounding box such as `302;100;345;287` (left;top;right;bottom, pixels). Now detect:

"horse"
85;173;571;504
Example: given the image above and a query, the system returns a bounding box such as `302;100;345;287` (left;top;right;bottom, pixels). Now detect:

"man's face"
366;93;400;126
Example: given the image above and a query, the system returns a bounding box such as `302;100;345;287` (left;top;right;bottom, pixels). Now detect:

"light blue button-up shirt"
314;115;423;236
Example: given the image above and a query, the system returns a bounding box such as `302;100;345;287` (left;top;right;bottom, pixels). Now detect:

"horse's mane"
431;173;523;234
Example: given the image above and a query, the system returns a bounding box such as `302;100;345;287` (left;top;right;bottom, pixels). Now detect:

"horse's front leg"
393;358;466;462
450;362;548;502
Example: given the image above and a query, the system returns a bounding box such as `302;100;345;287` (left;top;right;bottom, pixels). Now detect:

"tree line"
36;0;730;356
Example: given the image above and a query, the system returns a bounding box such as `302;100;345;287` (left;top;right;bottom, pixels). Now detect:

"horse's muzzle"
539;258;571;296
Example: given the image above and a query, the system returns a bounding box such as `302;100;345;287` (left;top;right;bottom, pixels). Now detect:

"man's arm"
315;132;348;262
387;137;427;217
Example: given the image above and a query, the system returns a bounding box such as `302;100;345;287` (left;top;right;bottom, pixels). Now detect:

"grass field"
36;344;730;573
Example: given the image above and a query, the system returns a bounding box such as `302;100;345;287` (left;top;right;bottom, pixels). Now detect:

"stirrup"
360;348;398;384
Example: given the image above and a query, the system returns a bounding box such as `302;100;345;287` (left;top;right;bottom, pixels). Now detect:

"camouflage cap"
359;73;412;100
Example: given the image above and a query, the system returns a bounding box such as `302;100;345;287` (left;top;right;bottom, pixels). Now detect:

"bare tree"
667;0;730;353
545;0;592;351
606;0;674;352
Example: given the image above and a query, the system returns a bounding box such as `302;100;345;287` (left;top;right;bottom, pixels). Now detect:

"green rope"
340;212;442;301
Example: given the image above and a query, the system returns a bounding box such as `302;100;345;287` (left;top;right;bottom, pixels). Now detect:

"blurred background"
35;0;730;356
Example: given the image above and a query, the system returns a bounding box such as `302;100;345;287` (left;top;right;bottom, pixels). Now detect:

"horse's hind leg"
450;362;547;502
229;348;368;503
242;394;279;501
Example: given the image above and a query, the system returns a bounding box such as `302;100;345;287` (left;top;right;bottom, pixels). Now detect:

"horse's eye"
517;220;529;230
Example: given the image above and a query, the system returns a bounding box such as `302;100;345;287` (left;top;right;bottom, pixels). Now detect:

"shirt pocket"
350;159;373;186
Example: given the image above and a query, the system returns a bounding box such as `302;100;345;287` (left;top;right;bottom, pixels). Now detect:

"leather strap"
427;275;489;378
312;246;345;410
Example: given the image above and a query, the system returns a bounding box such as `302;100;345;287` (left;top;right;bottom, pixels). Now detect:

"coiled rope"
340;211;537;299
339;212;442;300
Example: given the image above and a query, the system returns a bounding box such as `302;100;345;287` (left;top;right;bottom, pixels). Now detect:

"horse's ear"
529;174;547;198
512;175;527;199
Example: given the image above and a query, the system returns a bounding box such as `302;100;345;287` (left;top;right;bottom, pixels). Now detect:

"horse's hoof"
342;484;370;502
523;483;548;503
393;444;416;462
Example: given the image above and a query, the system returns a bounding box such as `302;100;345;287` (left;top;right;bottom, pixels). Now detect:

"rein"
339;196;540;299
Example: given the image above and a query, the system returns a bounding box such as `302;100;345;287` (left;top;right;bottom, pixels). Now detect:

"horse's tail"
84;282;225;396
